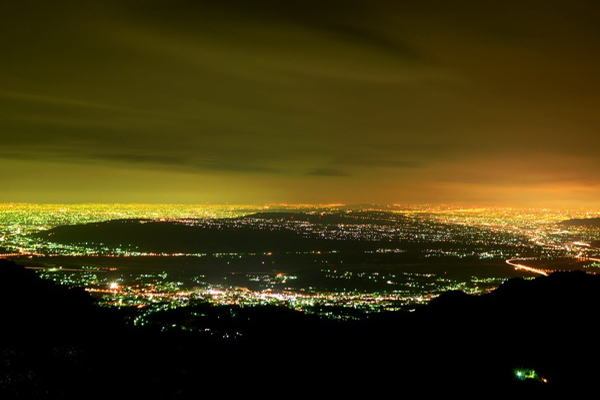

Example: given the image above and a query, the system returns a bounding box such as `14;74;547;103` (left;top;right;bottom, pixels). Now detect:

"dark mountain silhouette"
559;217;600;228
31;213;507;260
31;216;407;254
1;259;598;396
0;260;124;341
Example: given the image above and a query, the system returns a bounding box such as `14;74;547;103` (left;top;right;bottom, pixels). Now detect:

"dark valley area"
1;258;598;397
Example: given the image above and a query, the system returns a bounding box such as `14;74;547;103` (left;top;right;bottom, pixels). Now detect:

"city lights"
2;203;599;324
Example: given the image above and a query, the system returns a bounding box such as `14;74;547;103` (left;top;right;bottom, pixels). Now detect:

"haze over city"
2;0;599;207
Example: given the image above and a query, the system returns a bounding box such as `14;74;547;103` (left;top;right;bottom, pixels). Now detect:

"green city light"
514;368;543;382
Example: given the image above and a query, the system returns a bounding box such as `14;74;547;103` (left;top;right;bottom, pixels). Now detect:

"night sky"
2;1;599;206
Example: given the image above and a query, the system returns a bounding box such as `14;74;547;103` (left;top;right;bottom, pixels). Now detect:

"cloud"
307;168;349;177
344;159;424;169
1;0;599;205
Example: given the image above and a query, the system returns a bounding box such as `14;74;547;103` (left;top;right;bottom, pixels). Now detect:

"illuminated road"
505;258;548;276
0;253;23;258
507;255;600;276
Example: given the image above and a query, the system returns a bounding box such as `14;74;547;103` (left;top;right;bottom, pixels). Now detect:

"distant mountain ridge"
31;214;403;254
559;217;600;228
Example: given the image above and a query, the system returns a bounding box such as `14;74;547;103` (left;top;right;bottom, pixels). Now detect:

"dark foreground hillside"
1;259;598;397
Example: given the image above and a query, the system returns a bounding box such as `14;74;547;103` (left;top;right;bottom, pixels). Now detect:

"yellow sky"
1;1;599;207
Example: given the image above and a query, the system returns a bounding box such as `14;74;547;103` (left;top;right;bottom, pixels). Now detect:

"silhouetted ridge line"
0;259;124;342
559;217;600;228
2;259;598;395
31;217;405;253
